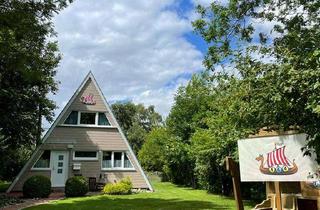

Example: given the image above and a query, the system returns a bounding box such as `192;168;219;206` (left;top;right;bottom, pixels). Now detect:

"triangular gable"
7;72;153;192
57;77;111;125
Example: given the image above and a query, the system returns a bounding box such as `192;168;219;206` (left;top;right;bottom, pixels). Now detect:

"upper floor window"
64;111;78;124
80;112;96;125
63;111;111;126
98;113;110;126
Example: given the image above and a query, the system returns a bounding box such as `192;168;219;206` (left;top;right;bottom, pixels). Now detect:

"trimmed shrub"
102;177;132;195
23;175;51;198
65;176;88;197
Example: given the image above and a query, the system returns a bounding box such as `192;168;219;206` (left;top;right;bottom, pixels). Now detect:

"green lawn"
0;181;10;193
26;181;255;210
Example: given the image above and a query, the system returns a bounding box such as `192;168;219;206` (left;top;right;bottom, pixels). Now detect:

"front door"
51;151;69;187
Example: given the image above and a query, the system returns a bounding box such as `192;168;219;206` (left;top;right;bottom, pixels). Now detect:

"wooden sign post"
274;181;282;210
225;156;244;210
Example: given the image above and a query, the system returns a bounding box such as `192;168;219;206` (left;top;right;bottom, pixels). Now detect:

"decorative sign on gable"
80;93;96;105
238;133;318;182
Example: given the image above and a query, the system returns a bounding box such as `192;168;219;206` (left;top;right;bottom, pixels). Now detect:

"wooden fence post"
225;156;244;210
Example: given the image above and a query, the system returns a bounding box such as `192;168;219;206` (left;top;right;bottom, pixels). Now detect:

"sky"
47;0;214;128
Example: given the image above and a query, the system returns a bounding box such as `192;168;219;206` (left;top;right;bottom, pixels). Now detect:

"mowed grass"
0;181;11;193
25;181;255;210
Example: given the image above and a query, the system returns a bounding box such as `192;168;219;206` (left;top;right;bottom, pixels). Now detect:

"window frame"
73;151;99;161
79;111;98;126
101;151;135;171
31;150;51;171
64;110;79;125
61;111;114;128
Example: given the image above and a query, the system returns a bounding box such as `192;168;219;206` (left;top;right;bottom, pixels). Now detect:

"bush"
65;176;88;197
23;175;51;198
102;177;132;195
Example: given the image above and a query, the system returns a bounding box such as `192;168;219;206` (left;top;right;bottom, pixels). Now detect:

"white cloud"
47;0;203;127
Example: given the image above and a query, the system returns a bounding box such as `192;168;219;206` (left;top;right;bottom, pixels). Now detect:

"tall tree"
111;102;163;154
0;0;71;180
193;0;320;159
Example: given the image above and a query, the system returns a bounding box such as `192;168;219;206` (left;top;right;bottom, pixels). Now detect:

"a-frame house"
7;72;153;192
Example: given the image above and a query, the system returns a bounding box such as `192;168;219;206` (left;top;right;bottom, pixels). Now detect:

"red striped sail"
267;146;290;167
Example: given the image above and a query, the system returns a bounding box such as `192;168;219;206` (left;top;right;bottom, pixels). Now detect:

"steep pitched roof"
7;72;153;192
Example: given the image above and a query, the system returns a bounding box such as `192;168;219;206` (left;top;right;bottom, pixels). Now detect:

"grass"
25;180;255;210
0;180;11;193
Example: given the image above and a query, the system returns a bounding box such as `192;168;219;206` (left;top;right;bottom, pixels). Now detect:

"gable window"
33;150;51;169
80;112;96;125
64;111;78;124
62;111;111;127
98;113;110;125
73;151;98;160
102;151;134;170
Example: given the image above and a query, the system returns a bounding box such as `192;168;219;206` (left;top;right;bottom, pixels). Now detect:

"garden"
23;177;255;210
1;0;319;209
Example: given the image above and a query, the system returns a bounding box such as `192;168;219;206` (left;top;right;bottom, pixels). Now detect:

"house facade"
7;72;153;192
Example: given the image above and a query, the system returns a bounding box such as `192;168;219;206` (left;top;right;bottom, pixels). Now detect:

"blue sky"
45;0;213;129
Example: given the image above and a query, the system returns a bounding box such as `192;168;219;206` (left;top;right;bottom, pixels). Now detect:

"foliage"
162;73;265;197
102;177;132;195
25;180;255;210
112;102;162;153
111;102;137;134
23;175;51;198
162;136;196;187
65;176;89;197
0;146;31;181
0;180;11;193
192;0;320;159
127;123;147;154
138;128;168;172
166;74;211;142
0;0;71;180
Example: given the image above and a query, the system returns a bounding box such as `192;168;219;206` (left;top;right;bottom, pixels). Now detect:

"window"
80;112;96;125
33;150;50;169
102;152;112;168
62;111;111;127
64;111;78;124
124;154;133;168
98;113;110;125
73;151;98;160
114;152;122;168
102;151;134;170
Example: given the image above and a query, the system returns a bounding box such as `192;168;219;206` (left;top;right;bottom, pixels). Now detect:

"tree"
164;69;267;197
193;0;320;160
111;102;137;135
138;127;168;172
127;123;147;154
0;0;71;180
111;102;163;154
161;74;213;188
166;73;212;142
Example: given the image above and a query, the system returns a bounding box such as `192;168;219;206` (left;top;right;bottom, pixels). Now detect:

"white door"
51;151;69;187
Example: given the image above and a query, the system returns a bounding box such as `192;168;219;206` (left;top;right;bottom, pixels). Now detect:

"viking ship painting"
256;143;298;175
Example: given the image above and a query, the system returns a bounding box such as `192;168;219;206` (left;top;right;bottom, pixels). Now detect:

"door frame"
50;150;69;187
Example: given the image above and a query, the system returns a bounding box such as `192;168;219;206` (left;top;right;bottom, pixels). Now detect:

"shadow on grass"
25;197;235;210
